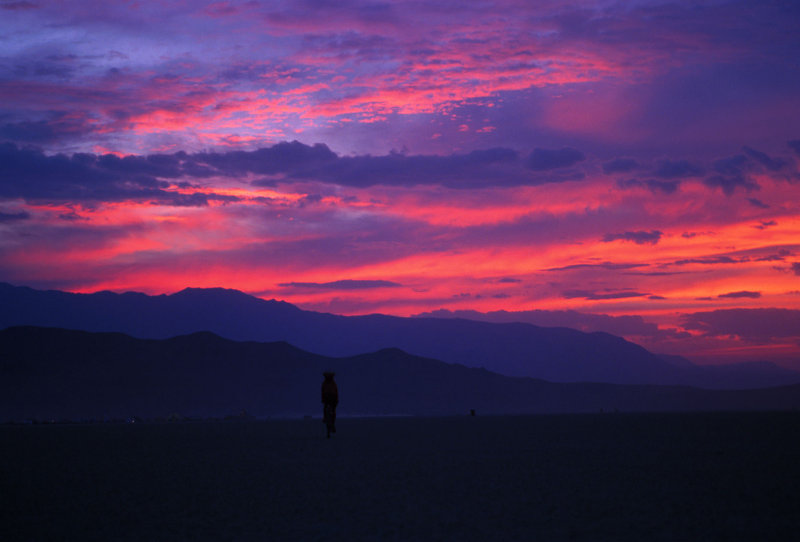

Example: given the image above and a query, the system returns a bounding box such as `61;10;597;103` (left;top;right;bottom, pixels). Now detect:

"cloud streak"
602;231;663;245
681;309;800;343
279;280;402;290
563;290;650;301
718;291;762;299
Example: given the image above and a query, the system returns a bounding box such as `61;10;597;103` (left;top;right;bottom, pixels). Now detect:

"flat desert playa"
2;413;799;541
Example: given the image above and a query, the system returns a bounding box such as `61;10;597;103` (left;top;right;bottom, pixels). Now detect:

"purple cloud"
653;160;703;179
1;141;596;200
602;231;663;245
0;143;241;206
298;147;537;188
673;256;742;266
203;141;338;177
753;220;777;230
755;249;793;262
546;262;647;272
562;290;649;301
525;148;585;171
718;291;761;299
602;158;639;174
742;146;786;172
748;198;770;209
0;210;30;222
703;174;760;195
0;112;92;144
279;280;402;290
681;309;800;342
713;155;750;177
704;152;768;195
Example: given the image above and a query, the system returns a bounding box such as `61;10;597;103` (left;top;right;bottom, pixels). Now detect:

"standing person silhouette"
321;372;338;438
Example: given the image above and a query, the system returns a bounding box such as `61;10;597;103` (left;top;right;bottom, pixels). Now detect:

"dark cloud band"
279;279;402;290
602;231;662;245
1;141;595;205
681;308;800;342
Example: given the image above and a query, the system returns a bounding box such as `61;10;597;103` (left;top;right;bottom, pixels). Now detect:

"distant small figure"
321;372;338;438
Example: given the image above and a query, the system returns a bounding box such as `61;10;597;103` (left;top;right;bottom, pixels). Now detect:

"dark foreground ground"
2;412;799;541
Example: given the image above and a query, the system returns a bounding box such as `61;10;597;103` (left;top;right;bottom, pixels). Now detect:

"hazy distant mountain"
2;327;798;421
2;283;799;389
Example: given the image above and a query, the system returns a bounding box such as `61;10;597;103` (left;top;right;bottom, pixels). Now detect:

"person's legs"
323;403;334;438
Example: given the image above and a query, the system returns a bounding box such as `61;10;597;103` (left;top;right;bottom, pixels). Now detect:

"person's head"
323;371;335;381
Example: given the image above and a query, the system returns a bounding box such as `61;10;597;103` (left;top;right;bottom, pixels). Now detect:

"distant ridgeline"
1;326;799;422
1;282;799;391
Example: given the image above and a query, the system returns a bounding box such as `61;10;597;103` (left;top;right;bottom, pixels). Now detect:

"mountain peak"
171;286;252;298
169;287;300;310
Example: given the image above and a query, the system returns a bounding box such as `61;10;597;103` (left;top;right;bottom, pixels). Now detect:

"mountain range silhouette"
1;282;798;390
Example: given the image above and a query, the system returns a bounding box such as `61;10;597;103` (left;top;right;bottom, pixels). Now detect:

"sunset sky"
1;0;799;367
